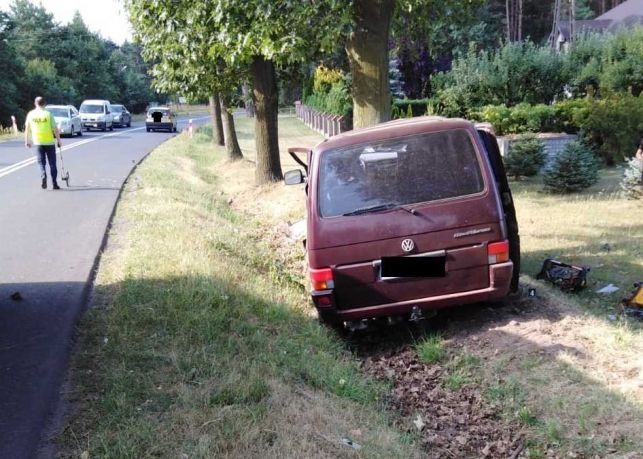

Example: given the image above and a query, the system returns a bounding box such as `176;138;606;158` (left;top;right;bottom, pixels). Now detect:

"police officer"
25;96;62;189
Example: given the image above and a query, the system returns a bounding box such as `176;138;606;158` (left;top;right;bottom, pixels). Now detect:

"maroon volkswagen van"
285;117;520;326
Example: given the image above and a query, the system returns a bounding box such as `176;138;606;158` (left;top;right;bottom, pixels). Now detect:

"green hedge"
304;80;352;119
468;93;643;164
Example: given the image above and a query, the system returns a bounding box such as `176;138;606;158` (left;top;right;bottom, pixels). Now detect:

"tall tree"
208;0;348;183
506;0;523;42
127;0;243;160
346;0;396;128
208;94;225;147
0;11;24;125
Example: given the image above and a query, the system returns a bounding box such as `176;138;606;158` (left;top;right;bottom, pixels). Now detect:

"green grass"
415;334;445;364
57;123;420;458
511;169;642;320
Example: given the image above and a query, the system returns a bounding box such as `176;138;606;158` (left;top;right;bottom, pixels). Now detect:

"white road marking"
0;127;144;178
0;116;210;179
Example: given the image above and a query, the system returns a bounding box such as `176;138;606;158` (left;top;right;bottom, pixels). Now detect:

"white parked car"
46;105;82;137
79;99;114;132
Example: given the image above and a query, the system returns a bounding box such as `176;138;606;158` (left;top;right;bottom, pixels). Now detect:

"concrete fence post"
11;116;19;135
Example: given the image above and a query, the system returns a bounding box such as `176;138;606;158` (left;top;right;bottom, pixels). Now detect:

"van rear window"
318;129;484;217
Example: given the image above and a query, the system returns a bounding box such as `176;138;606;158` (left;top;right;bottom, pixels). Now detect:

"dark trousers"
37;145;57;183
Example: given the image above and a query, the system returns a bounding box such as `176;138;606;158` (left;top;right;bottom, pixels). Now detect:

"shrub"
543;141;601;193
572;92;643;165
312;65;344;93
620;157;643;200
470;96;642;166
432;41;566;114
391;98;430;119
304;72;352;119
505;135;547;179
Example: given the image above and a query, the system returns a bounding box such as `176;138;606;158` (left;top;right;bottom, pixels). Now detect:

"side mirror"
284;169;305;185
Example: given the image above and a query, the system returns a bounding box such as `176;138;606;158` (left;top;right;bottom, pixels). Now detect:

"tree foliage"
0;0;154;127
505;135;547;179
543;141;600;193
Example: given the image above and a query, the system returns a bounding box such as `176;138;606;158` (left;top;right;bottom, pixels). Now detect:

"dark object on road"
536;258;589;291
58;147;70;187
284;117;519;327
10;291;23;301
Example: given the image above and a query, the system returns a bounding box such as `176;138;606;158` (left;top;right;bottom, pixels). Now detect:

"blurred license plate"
380;255;446;279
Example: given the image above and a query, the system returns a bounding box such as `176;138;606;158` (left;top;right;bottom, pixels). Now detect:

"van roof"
81;100;110;105
316;116;476;153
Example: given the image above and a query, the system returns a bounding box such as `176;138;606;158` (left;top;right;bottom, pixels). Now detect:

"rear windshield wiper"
342;202;423;217
342;203;400;216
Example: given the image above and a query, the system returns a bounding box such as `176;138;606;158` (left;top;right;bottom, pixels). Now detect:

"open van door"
477;128;521;293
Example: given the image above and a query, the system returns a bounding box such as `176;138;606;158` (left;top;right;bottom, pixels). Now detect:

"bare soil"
347;286;643;458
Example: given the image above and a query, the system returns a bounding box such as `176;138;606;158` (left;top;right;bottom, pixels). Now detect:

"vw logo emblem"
401;239;415;252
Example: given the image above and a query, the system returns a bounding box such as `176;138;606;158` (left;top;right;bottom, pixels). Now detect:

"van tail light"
488;240;510;264
310;267;334;291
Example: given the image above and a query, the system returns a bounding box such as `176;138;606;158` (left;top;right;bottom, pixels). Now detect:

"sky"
0;0;133;44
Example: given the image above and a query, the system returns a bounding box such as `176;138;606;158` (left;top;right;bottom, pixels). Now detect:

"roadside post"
188;118;193;138
11;116;19;135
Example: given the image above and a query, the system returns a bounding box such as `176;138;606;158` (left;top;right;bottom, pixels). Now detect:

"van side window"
318;129;484;217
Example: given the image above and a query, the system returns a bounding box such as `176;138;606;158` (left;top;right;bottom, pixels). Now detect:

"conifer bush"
543;141;601;193
505;135;547;179
620;157;643;200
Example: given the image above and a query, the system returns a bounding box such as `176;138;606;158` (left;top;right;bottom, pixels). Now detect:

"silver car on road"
46;105;82;137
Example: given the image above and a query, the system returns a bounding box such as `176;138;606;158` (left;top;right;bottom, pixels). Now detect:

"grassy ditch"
58;122;420;458
59;115;642;458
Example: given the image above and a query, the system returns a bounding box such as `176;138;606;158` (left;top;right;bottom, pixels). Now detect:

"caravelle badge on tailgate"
401;238;415;252
453;227;491;238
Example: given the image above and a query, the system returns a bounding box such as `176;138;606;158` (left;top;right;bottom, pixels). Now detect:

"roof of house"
557;0;643;40
558;19;612;39
596;0;643;21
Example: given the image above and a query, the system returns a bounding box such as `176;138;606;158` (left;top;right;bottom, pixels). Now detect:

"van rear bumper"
332;261;513;320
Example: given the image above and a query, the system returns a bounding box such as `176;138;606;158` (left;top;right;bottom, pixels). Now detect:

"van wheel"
317;309;344;332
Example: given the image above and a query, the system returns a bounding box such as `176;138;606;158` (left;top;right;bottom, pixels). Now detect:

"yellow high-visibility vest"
26;108;55;145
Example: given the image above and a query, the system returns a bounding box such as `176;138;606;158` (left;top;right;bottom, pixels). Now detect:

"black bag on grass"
536;259;589;292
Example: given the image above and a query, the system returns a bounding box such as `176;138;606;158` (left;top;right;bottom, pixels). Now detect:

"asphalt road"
0;116;207;458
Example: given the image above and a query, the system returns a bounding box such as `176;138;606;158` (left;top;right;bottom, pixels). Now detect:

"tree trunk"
517;0;522;42
250;55;282;184
209;93;224;146
506;0;511;41
220;96;243;161
570;0;576;46
242;84;255;118
346;0;395;129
